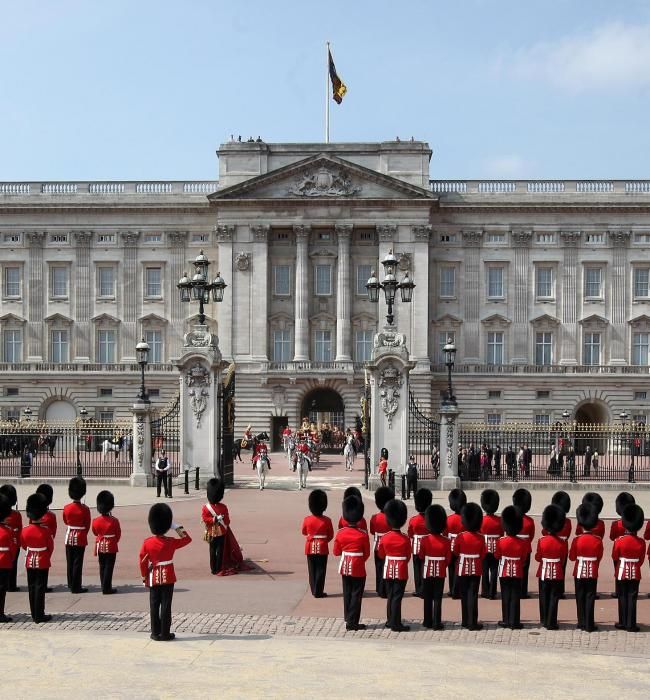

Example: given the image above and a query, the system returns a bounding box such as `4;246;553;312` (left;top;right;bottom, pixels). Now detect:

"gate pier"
130;400;152;487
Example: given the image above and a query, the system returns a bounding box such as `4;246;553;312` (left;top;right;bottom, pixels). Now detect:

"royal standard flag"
328;48;347;104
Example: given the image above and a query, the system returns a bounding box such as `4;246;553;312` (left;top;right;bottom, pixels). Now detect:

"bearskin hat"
512;488;532;514
342;496;364;526
551;490;571;515
68;476;87;501
414;488;433;514
541;504;566;535
148;502;173;536
480;489;500;515
615;492;635;516
36;483;53;506
206;478;225;505
96;490;115;515
622;503;645;534
448;488;467;514
0;494;11;522
308;489;328;516
576;503;598;532
374;485;394;510
344;486;362;502
384;498;408;530
582;492;604;515
461;502;483;532
501;505;523;537
425;504;447;535
26;493;48;522
0;484;17;507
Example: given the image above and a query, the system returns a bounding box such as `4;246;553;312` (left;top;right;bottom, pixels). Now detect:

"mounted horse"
343;434;356;471
296;448;309;489
101;435;124;461
283;434;297;469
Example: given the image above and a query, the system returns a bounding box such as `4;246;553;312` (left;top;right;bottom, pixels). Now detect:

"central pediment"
208;154;434;202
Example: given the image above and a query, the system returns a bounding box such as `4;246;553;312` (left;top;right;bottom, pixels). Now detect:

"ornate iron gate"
219;363;236;485
150;395;180;479
408;392;440;479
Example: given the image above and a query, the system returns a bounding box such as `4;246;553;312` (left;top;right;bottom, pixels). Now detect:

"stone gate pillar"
439;401;461;490
173;324;227;487
131;400;152;486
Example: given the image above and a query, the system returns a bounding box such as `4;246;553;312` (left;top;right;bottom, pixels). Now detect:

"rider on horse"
252;438;271;471
295;434;312;472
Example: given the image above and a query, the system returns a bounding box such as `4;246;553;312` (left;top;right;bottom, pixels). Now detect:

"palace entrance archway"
300;388;345;431
574;401;609;455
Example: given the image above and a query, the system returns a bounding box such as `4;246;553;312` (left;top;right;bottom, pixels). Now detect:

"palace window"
273;265;291;296
3;266;21;298
273;330;291;362
633;332;650;365
97;266;116;298
356;265;372;296
584;267;603;299
145;267;162;298
486;232;505;244
145;329;163;363
488;390;501;399
439;267;456;298
96;329;117;364
535;332;553;366
3;329;22;363
634;268;650;298
487;331;504;365
535;267;553;299
315;265;332;296
50;266;69;298
314;330;332;362
536;233;555;245
534;414;551;426
355;330;373;362
487;413;502;425
487;266;504;299
50;329;69;363
583;332;601;365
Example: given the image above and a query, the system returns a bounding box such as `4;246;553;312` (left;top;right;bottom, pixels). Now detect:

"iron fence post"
195;467;200;490
184;469;189;494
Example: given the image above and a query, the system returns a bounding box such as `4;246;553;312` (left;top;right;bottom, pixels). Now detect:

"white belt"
0;547;10;552
617;557;639;580
383;555;407;578
424;555;445;576
155;560;173;566
516;534;530;540
559;536;569;542
373;532;387;550
576;556;597;579
484;534;499;540
541;557;561;581
458;553;479;572
412;534;426;554
338;551;363;575
311;535;328;539
27;547;46;552
100;534;116;538
498;556;519;578
67;525;85;529
448;533;458;541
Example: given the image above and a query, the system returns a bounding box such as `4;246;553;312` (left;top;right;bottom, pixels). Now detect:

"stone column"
461;230;484;362
251;224;269;361
335;224;352;361
439;401;461;490
216;225;235;361
293;225;311;361
120;231;140;362
25;231;46;361
609;230;631;365
73;231;93;362
167;231;188;359
411;225;431;369
511;230;533;364
559;231;581;365
130;400;153;486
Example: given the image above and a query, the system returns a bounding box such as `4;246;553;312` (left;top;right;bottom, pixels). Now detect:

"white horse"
101;438;123;462
255;452;270;490
284;435;296;469
343;435;356;471
296;450;309;490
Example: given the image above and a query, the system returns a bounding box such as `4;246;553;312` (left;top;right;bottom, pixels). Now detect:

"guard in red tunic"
480;489;503;600
368;486;393;598
569;503;603;632
92;490;121;594
201;478;231;575
453;502;486;630
252;440;271;471
378;499;411;632
0;484;22;592
512;488;535;599
338;486;369;532
62;477;91;594
612;503;646;632
302;489;334;598
610;492;636;599
139;503;192;641
332;496;370;631
446;488;467;599
542;491;572;598
575;492;605;539
408;488;432;598
535;504;568;630
419;504;451;629
33;484;56;593
0;493;18;622
495;506;528;629
294;437;311;472
20;493;54;623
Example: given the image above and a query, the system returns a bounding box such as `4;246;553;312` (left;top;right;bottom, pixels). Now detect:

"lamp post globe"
365;270;380;303
443;337;457;404
211;272;227;303
366;251;415;328
177;272;192;303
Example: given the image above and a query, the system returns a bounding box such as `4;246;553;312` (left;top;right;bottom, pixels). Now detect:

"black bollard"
388;469;395;491
184;469;190;494
168;472;173;498
195;467;200;490
401;473;406;500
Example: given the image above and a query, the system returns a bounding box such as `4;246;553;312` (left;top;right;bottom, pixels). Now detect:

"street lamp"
177;250;227;325
443;337;457;405
136;337;150;402
76;406;88;475
620;411;635;483
23;407;32;422
366;250;415;326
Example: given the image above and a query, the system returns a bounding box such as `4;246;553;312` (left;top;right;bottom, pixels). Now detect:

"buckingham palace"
2;138;650;444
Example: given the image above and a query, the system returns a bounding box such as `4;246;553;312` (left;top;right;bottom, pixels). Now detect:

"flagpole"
325;41;330;144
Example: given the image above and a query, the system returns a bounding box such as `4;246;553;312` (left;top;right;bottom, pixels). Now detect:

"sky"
2;0;650;181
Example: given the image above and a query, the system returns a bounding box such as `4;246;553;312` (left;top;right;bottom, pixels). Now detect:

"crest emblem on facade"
235;252;251;271
378;363;403;429
185;363;211;387
287;166;361;197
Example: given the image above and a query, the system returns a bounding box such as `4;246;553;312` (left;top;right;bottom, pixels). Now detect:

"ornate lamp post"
443;338;457;406
177;250;227;326
366;250;415;326
136;338;150;402
76;406;88;476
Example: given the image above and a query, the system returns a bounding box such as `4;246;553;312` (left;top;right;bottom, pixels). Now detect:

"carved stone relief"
235;252;251;271
378;364;403;429
287;167;360;197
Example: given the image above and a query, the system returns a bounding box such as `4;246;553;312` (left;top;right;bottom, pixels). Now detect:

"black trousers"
575;578;597;631
405;478;417;499
459;575;480;629
374;553;386;598
385;579;407;629
500;577;521;627
307;554;328;597
481;553;498;598
412;556;423;596
98;553;116;593
618;580;640;630
538;579;562;628
27;568;48;621
448;555;459;598
66;545;86;592
209;535;225;575
150;583;174;638
342;575;365;627
10;551;19;590
0;569;9;615
422;576;444;628
156;472;169;497
521;554;531;597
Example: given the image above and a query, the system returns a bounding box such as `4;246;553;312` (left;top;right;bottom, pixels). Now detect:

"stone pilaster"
25;231;46;361
609;230;631;365
461;230;483;362
559;231;581;364
511;230;532;363
335;224;352;361
167;231;188;359
120;231;140;361
293;225;311;361
251;224;269;360
130;400;152;486
73;231;93;362
411;225;431;369
215;225;234;361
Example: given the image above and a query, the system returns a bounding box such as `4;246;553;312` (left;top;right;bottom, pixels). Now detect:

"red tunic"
368;512;389;552
644;520;650;541
62;501;91;547
39;510;57;544
252;442;269;464
378;530;411;580
407;513;429;556
516;514;536;553
0;523;18;568
609;519;626;541
20;523;54;569
543;517;572;543
332;526;370;577
480;513;504;554
453;531;486;576
201;502;231;529
495;535;529;578
446;513;464;547
302;514;334;555
569;533;603;579
91;514;122;555
611;534;646;580
575;519;606;539
5;509;22;547
418;533;451;578
535;535;568;580
139;532;192;586
339;516;368;534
